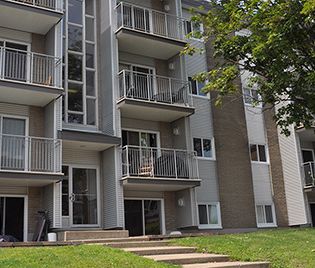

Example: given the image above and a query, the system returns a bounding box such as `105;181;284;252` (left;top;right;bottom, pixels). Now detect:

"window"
243;87;261;106
250;144;267;162
63;0;97;127
193;138;214;159
198;203;221;228
302;149;314;163
185;21;204;39
256;204;276;227
122;130;158;148
189;77;206;96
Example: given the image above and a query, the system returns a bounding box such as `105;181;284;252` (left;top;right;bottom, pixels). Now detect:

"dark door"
144;200;161;235
0;197;24;241
124;200;143;236
311;204;315;227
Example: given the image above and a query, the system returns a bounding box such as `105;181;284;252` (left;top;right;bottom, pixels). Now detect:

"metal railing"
116;2;187;41
122;145;199;180
0;46;62;88
5;0;63;12
118;70;192;107
302;162;315;187
0;134;62;173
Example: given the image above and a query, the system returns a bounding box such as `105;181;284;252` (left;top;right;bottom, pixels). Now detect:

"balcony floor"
121;177;201;192
116;28;186;60
118;98;194;122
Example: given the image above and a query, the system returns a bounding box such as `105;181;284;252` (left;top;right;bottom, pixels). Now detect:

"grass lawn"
172;228;315;268
0;245;176;268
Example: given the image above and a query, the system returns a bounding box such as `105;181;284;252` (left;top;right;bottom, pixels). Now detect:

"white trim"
197;202;222;229
124;197;166;235
0;194;28;242
65;164;100;228
193;137;216;160
255;203;277;228
250;143;269;164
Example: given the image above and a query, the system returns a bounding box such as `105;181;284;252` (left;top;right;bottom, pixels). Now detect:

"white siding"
53;182;62;228
278;127;308;225
244;107;267;144
43;184;54;227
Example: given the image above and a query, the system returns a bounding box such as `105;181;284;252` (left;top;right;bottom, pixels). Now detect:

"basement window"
256;204;276;227
198;203;221;229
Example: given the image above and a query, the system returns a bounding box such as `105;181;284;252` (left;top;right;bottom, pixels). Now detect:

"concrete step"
122;246;197;255
182;261;270;268
145;253;230;265
57;230;129;241
105;240;171;248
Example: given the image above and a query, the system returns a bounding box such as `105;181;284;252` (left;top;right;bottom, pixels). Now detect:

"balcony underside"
59;130;121;151
121;177;201;192
0;80;63;107
0;0;62;34
0;171;63;187
118;98;194;122
116;28;186;60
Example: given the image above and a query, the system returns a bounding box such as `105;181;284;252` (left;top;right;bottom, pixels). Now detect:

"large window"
256;204;276;227
198;203;221;229
193;138;214;159
63;0;97;126
250;144;267;163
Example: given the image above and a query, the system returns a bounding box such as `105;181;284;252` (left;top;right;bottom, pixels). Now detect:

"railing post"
126;146;130;177
120;2;124;28
27;136;31;172
168;78;172;104
173;150;178;179
0;134;2;171
131;4;135;30
150;148;154;178
29;52;34;84
164;13;168;37
123;70;127;98
0;47;3;80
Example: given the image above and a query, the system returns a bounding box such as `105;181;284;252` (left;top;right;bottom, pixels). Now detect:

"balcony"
302;162;315;188
115;2;187;59
0;46;63;107
121;145;200;191
0;0;63;34
117;70;194;122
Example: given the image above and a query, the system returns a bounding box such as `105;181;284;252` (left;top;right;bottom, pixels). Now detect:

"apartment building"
0;0;312;242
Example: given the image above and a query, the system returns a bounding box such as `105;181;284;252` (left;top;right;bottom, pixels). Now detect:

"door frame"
309;202;315;227
124;197;166;235
0;194;28;242
67;164;101;228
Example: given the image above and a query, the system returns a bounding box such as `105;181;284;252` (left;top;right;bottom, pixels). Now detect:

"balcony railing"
5;0;63;12
0;134;62;173
122;145;199;180
118;70;192;107
116;2;187;41
302;162;315;187
0;46;62;88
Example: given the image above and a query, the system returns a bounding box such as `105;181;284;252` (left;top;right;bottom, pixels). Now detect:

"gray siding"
102;147;124;229
251;164;273;203
63;148;101;166
43;184;54;227
53;182;62;228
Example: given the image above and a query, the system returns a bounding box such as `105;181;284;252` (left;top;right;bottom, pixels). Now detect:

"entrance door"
124;199;163;236
311;204;315;228
0;197;25;241
70;168;98;226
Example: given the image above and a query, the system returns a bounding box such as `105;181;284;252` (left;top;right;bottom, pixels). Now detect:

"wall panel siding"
0;186;28;195
0;103;29;117
251;164;273;203
62;148;100;166
53;182;62;228
43;184;54;227
244;107;267;144
195;160;219;202
278;128;308;225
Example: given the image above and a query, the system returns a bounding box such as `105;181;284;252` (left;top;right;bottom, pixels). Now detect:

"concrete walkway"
105;239;270;268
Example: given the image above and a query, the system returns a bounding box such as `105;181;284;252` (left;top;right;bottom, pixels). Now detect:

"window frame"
193;137;215;160
250;144;269;164
185;20;204;41
255;204;277;228
197;202;222;229
188;77;209;98
243;87;262;107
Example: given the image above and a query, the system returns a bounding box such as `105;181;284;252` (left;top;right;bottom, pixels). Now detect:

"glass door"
132;66;154;100
1;117;26;171
70;168;98;226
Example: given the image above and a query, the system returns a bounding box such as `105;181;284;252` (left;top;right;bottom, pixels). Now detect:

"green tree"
185;0;315;135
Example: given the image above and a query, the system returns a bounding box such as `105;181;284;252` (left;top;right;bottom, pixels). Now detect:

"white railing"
302;162;315;187
122;145;199;180
118;70;192;107
116;2;187;41
0;134;62;173
0;46;62;88
5;0;63;12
